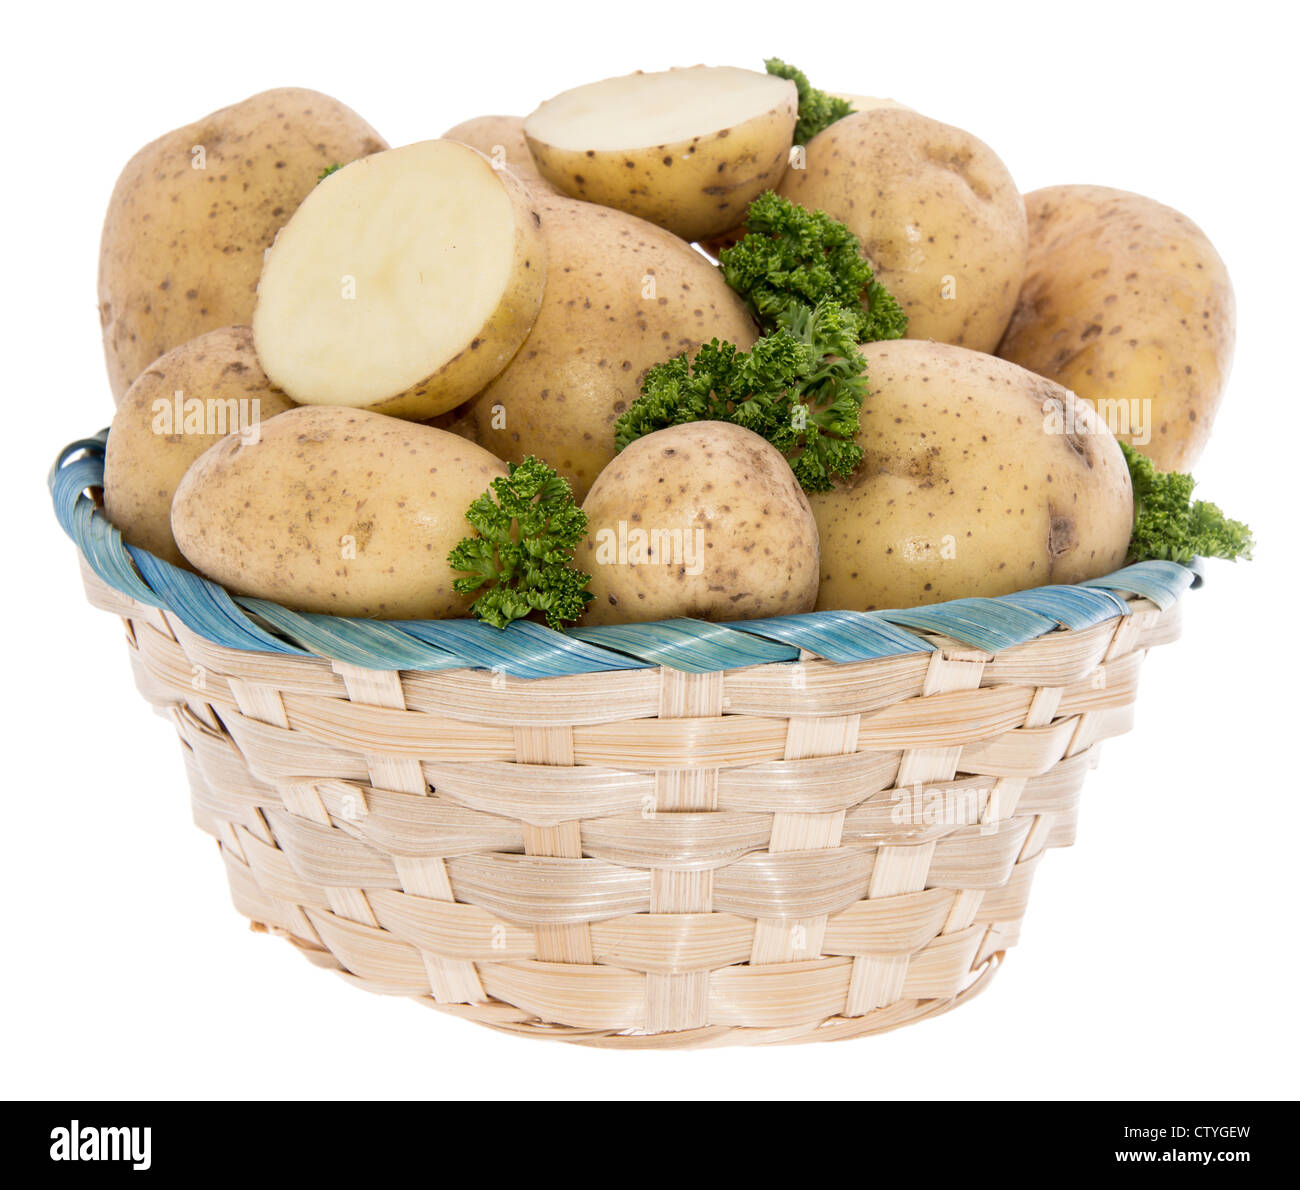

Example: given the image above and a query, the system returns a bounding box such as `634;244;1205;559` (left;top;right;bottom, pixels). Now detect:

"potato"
576;422;819;625
524;66;797;241
467;194;757;501
98;88;385;402
171;407;509;619
810;340;1133;611
996;185;1235;471
103;327;296;567
442;114;560;195
778;108;1027;353
252;140;546;420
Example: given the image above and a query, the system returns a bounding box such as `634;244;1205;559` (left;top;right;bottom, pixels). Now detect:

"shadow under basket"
54;432;1196;1048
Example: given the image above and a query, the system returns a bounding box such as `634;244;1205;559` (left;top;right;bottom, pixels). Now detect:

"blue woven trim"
570;619;800;674
51;431;1198;676
1080;559;1199;611
997;583;1131;629
735;610;936;663
881;598;1060;653
132;551;304;656
395;616;650;678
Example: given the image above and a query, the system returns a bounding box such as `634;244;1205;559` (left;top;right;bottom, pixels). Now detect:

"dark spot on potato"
1049;513;1077;558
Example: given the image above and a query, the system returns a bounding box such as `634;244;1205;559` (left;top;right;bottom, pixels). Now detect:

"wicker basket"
53;432;1196;1047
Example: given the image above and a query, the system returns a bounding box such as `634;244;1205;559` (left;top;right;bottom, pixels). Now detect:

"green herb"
719;191;907;343
615;299;867;492
1121;442;1254;564
317;163;342;183
764;58;855;144
447;457;592;629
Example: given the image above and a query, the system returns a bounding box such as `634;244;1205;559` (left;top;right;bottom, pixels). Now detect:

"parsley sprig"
765;58;854;144
1121;443;1253;564
719;191;907;343
447;457;592;629
614;299;867;492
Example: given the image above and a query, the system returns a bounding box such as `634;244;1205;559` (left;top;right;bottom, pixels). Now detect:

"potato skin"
526;81;797;241
997;185;1235;471
778;108;1027;353
468;194;758;501
104;327;295;567
576;422;819;625
98;88;386;402
442;114;560;195
810;340;1133;611
171;407;508;619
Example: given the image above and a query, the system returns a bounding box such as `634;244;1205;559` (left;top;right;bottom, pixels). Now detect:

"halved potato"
524;66;797;241
252;139;546;419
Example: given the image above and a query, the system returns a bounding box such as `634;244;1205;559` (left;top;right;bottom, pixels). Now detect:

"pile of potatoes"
99;67;1234;626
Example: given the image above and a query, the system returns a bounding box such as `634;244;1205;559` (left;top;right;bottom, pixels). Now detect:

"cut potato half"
252;139;546;419
524;66;796;241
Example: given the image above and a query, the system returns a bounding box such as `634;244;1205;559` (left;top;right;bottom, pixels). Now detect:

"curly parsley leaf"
615;299;867;493
764;58;854;144
447;457;592;629
1121;442;1254;564
719;192;907;343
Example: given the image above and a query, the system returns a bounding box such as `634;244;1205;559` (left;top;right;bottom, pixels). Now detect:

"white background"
3;0;1297;1100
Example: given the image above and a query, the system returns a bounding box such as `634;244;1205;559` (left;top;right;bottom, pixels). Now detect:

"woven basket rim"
52;429;1201;676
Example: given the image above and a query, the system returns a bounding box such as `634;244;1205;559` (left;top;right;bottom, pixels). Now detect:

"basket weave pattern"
82;555;1182;1047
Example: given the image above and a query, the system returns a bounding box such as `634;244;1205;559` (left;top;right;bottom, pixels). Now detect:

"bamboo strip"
646;671;723;1032
335;662;483;1003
